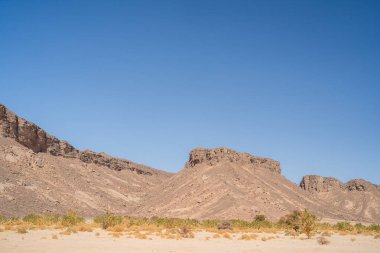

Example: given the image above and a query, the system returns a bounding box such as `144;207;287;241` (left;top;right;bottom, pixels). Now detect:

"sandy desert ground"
1;229;379;253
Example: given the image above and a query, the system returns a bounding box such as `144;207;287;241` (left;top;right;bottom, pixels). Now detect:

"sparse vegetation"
94;212;123;229
61;210;84;227
217;221;232;230
0;210;378;241
335;222;354;231
279;209;317;238
279;210;302;232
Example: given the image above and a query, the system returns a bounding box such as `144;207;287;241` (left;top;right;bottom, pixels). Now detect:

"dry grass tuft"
77;225;93;232
17;228;28;234
239;233;257;240
107;224;125;233
222;232;231;239
317;236;330;245
351;237;356;242
51;234;58;240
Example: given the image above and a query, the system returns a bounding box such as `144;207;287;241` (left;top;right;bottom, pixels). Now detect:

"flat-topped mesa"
300;175;378;193
0;104;154;175
185;147;281;174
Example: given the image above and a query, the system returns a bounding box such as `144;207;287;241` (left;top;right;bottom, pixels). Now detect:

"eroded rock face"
0;104;77;156
300;175;343;193
79;150;152;175
185;147;281;174
346;179;377;192
0;104;154;175
300;175;377;193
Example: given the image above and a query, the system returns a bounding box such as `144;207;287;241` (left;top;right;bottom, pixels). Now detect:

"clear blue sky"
1;0;379;184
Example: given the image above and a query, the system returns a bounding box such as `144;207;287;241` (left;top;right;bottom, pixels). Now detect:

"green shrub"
335;222;354;231
368;224;380;231
0;215;8;224
278;210;302;232
61;210;84;226
354;223;366;233
94;212;122;229
217;221;233;230
254;214;267;222
23;214;42;224
300;209;317;239
200;219;219;228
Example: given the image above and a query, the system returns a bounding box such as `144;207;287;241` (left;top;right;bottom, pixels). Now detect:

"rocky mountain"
300;175;380;223
0;103;379;223
0;104;171;216
136;148;379;222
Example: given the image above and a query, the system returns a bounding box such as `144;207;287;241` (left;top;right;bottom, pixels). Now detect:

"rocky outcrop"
185;147;281;174
79;150;152;175
300;175;343;193
0;104;78;156
346;179;378;192
0;104;155;175
300;175;378;193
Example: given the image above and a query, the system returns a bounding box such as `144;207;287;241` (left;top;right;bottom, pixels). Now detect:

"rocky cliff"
300;175;378;193
185;147;281;174
0;104;158;176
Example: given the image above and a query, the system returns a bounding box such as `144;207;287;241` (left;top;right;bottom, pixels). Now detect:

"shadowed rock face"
0;104;157;176
300;175;378;193
0;104;77;156
186;147;281;174
300;175;344;193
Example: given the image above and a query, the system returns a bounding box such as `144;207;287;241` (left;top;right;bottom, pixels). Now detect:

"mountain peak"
185;147;281;174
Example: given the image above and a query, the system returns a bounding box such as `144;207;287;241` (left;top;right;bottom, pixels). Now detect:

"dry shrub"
17;228;28;234
178;226;194;238
61;210;84;227
4;225;12;231
60;229;73;236
240;234;251;240
217;222;232;230
109;224;125;232
133;231;147;239
222;232;231;239
261;237;267;241
350;237;356;242
317;236;330;245
374;234;380;239
95;213;123;229
51;234;58;239
110;232;122;238
239;233;257;240
95;232;100;236
77;225;93;232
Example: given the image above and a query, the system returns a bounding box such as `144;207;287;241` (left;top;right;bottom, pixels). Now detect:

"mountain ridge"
0;103;379;222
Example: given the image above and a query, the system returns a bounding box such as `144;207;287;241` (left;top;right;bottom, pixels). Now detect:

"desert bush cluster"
0;209;379;240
